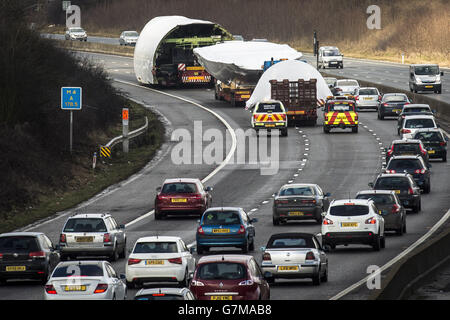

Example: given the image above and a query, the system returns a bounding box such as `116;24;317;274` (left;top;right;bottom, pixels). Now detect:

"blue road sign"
61;87;82;110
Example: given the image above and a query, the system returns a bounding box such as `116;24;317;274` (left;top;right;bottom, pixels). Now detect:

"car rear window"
197;262;247;280
329;205;369;216
63;218;107;232
161;183;197;194
405;119;435;129
387;159;422;171
414;132;443;142
404;108;430;113
374;177;411;190
337;80;358;86
256;102;283;113
359;89;378;95
202;211;241;225
0;236;40;252
279;187;314;196
133;242;178;253
384;95;407;102
135;294;184;300
267;236;314;248
393;143;420;153
327;103;355;112
356;194;395;205
52;264;104;277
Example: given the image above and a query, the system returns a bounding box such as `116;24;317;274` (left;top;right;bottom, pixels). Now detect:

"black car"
397;104;434;135
378;93;411;120
385;139;430;167
0;232;60;285
413;128;448;162
385;155;431;193
369;173;421;213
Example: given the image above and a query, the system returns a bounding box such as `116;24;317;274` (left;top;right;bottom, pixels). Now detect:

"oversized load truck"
269;79;318;126
214;80;255;107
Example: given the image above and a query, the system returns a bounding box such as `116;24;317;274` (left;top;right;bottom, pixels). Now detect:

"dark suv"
0;232;60;284
385;139;429;167
369;173;421;213
413;128;448;162
378;93;411;120
385;155;431;193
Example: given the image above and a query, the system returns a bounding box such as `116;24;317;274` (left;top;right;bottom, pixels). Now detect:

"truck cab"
318;46;343;69
323;97;358;133
251;100;288;136
409;64;443;94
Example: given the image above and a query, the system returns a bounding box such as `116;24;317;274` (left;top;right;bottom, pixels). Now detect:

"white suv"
400;115;438;139
321;199;385;251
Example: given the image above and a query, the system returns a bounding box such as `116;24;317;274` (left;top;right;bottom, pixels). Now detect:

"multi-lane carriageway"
1;50;449;300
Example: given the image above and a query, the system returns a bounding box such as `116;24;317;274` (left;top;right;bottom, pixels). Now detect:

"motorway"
1;50;449;300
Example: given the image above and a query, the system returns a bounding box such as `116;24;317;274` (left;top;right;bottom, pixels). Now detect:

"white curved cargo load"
193;41;303;85
246;60;332;108
134;15;231;85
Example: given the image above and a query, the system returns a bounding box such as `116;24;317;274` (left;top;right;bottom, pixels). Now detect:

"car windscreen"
70;28;84;32
63;218;107;232
324;50;340;56
134;294;184;300
384;95;407;102
279;187;314;196
393;143;420;153
387;159;422;171
403;108;430;114
414;132;443;142
0;236;40;252
414;66;439;75
356;194;395;205
256;102;283;113
374;177;411;190
359;89;378;95
337;80;358;86
202;211;241;225
329;205;369;216
161;183;197;194
267;236;314;248
125;32;138;36
328;103;354;112
197;262;247;280
52;264;104;277
325;79;337;86
133;242;178;253
405;119;435;129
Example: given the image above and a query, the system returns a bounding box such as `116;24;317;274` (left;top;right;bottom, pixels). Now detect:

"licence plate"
425;85;433;88
364;97;373;100
265;124;275;127
171;198;187;203
212;229;230;234
393;109;401;112
428;150;435;154
6;266;26;272
64;285;86;292
289;212;304;216
278;266;299;271
145;260;164;265
210;296;232;300
76;236;93;243
395;190;401;194
240;95;250;99
341;222;358;227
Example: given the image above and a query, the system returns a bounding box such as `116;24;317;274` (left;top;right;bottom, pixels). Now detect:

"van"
318;46;343;69
409;64;443;94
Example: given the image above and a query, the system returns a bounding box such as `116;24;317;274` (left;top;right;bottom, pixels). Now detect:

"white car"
65;27;87;41
321;199;385;251
44;261;126;300
355;87;381;110
126;236;196;288
334;79;360;96
400;115;438;139
119;31;139;46
318;46;343;69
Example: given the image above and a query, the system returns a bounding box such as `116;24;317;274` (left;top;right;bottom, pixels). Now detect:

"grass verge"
0;99;164;233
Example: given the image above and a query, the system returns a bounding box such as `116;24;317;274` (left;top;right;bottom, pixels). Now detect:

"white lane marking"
114;79;237;228
331;209;450;300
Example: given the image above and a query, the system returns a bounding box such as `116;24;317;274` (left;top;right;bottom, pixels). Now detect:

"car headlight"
435;75;441;83
415;77;422;84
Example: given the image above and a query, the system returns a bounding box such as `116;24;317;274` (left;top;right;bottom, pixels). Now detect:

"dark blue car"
196;207;257;254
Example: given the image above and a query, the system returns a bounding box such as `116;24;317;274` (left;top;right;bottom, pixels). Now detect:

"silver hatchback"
59;213;126;262
355;87;380;110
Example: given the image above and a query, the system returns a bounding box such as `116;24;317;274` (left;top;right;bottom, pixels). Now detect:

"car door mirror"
119;273;126;280
156;186;161;192
197;219;201;224
441;71;444;76
189;246;196;254
119;224;125;229
205;186;213;192
250;218;258;223
263;271;273;281
368;182;374;188
260;246;266;252
321;211;327;217
53;244;61;251
324;192;331;197
128;248;132;253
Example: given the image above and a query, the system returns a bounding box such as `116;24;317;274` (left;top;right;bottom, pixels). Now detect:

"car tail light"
419;144;427;156
168;257;182;264
378;95;382;101
29;251;45;258
275;199;288;204
305;252;315;260
127;258;141;265
387;145;394;156
197;226;205;235
383;103;388;107
238;225;245;234
408;188;414;195
103;233;111;243
263;252;271;261
392;204;400;213
355;96;359;100
238;280;254;286
440;141;446;146
402;129;411;134
190;280;204;286
404;102;410;105
45;285;57;295
60;233;66;243
414;169;426;174
323;218;333;225
301;199;316;204
386;169;396;173
365;217;377;224
94;283;108;294
355;114;358;121
0;253;3;259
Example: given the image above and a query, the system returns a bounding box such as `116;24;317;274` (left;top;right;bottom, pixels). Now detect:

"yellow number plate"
240;95;251;99
145;260;164;265
428;150;435;154
425;86;433;88
212;229;230;234
265;124;275;127
289;212;304;216
341;222;358;227
393;109;401;112
278;266;299;271
64;285;86;292
76;237;93;243
364;97;372;100
395;190;401;194
6;266;26;272
210;296;232;300
171;198;187;203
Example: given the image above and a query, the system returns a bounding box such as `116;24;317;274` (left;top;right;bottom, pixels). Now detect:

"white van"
318;46;343;69
409;64;443;94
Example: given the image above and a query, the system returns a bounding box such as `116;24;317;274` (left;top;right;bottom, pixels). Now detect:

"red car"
190;255;270;300
154;178;213;220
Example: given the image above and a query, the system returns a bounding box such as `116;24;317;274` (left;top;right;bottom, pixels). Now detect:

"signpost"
122;108;129;153
62;1;71;11
61;87;82;153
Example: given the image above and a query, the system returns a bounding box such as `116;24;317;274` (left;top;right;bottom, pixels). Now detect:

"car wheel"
119;243;126;259
424;183;431;194
109;246;119;262
126;280;135;289
281;128;288;137
403;222;407;234
196;245;204;255
178;269;189;287
380;113;384;120
320;266;328;282
249;239;255;251
40;269;49;285
312;271;321;286
443;154;447;162
154;211;163;220
396;225;404;236
272;216;280;226
372;235;381;251
381;236;386;249
352;126;358;133
241;240;249;254
0;278;6;286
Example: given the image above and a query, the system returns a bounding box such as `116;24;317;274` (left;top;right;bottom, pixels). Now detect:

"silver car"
355;87;381;110
134;287;195;300
44;260;126;300
65;27;87;41
59;213;126;261
261;233;328;285
119;30;139;46
334;79;360;96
